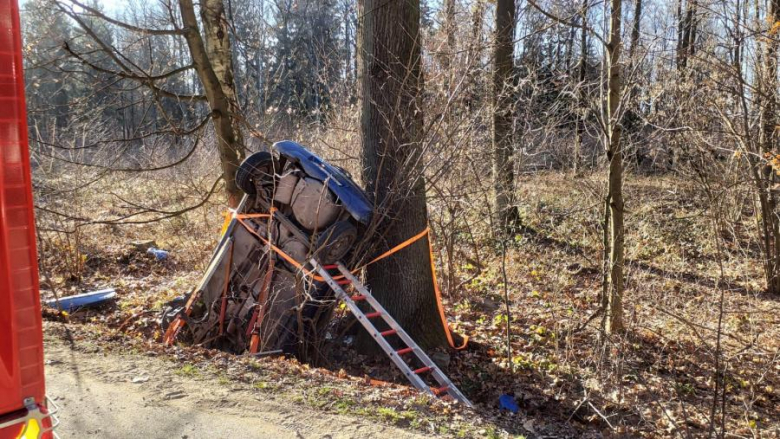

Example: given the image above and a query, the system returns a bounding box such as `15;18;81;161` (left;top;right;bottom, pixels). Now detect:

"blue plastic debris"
146;247;169;261
45;288;117;312
499;394;519;413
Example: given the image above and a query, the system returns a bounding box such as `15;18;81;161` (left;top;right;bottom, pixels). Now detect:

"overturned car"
161;141;474;406
162;141;372;356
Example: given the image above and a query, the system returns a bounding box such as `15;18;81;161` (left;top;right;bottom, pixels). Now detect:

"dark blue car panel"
274;141;373;225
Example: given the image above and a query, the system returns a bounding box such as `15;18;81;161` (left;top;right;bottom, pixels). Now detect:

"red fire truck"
0;0;59;437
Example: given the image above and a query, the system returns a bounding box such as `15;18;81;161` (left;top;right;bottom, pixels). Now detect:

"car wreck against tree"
162;141;373;359
161;141;473;406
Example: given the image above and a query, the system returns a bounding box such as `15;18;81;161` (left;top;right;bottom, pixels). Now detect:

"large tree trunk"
179;0;245;207
358;0;448;349
492;0;520;233
605;0;626;334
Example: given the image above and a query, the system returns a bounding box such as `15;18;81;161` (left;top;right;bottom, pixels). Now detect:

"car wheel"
235;151;277;195
315;221;358;264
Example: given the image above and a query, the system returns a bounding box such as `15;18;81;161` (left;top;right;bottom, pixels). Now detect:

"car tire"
235;151;277;195
315;221;358;264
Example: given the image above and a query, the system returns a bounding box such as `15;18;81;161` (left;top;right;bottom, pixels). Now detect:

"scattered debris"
499;394;519;413
246;349;284;358
130;240;157;252
522;419;536;434
162;391;186;400
44;288;116;312
430;351;451;368
146;247;169;261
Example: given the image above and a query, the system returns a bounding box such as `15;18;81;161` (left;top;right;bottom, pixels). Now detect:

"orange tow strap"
229;211;468;350
427;229;469;350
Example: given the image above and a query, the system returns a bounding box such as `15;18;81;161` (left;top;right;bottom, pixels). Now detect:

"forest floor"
37;171;780;438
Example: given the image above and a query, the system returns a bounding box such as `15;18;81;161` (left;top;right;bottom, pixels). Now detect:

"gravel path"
44;337;428;439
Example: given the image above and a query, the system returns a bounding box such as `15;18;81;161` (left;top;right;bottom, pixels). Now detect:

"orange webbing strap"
426;230;468;350
234;215;326;280
165;211;275;347
249;333;260;353
233;213;430;280
249;212;276;353
222;211;271;237
230;211;468;350
363;227;431;267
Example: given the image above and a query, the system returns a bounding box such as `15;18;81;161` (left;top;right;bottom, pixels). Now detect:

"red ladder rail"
0;1;57;437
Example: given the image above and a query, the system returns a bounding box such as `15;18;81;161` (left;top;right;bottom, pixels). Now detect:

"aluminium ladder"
311;259;473;407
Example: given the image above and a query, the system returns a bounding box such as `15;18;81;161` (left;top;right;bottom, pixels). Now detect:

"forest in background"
19;0;780;437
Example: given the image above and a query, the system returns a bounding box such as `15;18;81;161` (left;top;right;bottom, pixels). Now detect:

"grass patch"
174;364;199;377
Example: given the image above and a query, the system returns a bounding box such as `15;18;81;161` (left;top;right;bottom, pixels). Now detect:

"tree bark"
444;0;459;142
676;0;683;68
493;0;520;233
574;0;589;174
625;0;642;166
358;0;448;349
759;0;780;294
444;0;456;91
565;18;576;74
678;0;697;70
733;0;743;68
344;0;352;86
179;0;245;207
605;0;626;334
465;0;485;113
629;0;642;61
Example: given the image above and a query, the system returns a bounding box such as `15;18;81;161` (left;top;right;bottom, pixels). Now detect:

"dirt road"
44;338;429;439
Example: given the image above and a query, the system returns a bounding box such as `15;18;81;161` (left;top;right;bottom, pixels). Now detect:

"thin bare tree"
493;0;520;233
